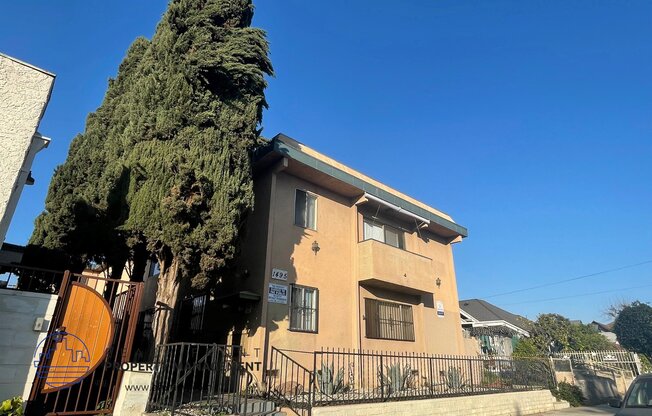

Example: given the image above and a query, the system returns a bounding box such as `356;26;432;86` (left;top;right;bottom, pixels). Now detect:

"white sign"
436;301;445;318
268;283;288;304
271;268;288;281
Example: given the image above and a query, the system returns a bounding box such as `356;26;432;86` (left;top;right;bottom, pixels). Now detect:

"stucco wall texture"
0;54;54;242
0;288;57;400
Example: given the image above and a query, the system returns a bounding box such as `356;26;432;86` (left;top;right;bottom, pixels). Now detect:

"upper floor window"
363;219;404;249
295;189;317;230
290;284;319;333
364;298;415;341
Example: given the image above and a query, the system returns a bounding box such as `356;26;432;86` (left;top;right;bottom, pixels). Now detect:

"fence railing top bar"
280;347;550;363
0;262;65;274
272;348;313;373
157;342;240;348
74;272;141;284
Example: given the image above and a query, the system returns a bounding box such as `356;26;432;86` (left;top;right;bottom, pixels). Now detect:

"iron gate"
147;343;257;415
25;272;143;415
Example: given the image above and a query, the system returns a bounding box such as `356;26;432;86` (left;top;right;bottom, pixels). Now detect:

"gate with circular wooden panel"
26;272;143;415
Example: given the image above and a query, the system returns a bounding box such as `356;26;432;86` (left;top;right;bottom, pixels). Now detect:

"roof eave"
254;135;468;239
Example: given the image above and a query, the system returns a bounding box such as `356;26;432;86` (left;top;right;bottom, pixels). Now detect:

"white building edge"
0;52;55;245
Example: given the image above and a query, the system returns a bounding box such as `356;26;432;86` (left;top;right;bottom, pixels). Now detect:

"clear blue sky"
2;1;651;324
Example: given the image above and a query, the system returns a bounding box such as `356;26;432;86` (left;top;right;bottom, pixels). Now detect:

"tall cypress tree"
30;0;273;344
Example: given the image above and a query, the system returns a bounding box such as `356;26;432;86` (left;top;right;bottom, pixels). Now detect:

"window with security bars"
365;298;415;341
290;285;318;333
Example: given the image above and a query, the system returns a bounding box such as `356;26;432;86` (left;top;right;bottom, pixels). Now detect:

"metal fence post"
469;359;474;393
170;344;184;416
379;354;384;400
311;351;317;410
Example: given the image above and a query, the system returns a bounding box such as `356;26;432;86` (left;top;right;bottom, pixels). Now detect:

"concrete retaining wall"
112;366;154;416
0;288;57;400
312;390;569;416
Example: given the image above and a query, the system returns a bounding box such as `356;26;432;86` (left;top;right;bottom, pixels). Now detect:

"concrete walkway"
535;405;615;415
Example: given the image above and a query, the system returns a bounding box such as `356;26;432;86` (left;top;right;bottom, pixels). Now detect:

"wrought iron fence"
268;347;555;416
0;263;64;294
268;348;314;416
551;350;641;376
146;343;258;416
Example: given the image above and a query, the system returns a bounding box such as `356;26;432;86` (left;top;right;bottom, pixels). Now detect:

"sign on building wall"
437;301;445;318
268;283;288;304
271;268;288;281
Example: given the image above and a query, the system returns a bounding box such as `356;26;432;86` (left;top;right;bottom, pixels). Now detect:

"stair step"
239;399;276;413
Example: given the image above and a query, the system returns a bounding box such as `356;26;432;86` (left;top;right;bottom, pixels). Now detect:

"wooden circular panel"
41;282;114;392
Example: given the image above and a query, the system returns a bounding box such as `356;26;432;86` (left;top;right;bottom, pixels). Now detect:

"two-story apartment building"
223;134;468;372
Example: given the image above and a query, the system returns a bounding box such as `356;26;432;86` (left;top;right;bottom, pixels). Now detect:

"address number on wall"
271;268;288;281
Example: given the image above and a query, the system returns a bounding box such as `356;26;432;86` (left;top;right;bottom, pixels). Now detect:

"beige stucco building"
0;53;54;244
223;134;468;373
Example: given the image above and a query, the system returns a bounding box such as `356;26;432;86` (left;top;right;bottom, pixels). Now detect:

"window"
295;189;317;230
290;285;318;333
363;219;404;249
625;379;652;408
365;298;415;341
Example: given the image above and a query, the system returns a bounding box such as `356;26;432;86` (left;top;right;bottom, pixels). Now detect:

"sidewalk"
535;405;615;415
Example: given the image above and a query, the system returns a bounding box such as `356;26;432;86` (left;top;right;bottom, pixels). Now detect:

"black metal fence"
146;343;257;416
0;263;64;294
268;347;555;416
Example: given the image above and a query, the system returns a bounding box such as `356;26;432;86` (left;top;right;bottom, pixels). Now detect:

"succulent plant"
378;363;411;395
317;363;345;395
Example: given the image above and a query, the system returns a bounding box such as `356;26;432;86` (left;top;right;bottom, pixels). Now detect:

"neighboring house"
590;320;618;344
459;298;530;357
0;53;54;244
201;134;469;374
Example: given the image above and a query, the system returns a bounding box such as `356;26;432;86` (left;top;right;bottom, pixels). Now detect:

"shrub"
639;354;652;373
0;397;23;416
552;382;585;407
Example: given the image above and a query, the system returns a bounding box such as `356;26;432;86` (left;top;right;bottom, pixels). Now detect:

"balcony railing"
357;239;434;294
0;263;64;294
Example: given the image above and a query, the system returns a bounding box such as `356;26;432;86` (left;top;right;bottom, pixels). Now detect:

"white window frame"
362;218;404;249
289;284;319;333
294;189;317;230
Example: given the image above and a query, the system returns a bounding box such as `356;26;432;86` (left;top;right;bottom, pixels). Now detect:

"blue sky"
2;1;651;323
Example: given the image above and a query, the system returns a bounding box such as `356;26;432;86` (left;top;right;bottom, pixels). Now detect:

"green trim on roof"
255;136;468;238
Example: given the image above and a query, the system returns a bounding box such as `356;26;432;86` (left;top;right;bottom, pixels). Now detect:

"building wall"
237;166;466;373
263;171;357;357
0;54;54;243
0;288;57;400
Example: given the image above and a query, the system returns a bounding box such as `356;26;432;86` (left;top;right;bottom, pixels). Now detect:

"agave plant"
316;363;346;395
378;363;411;395
445;367;468;390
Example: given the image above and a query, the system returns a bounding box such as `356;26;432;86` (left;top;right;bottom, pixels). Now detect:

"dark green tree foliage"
30;0;272;342
515;314;616;356
614;302;652;357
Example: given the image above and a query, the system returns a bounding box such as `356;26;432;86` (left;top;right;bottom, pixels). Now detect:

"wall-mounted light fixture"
312;241;320;255
436;277;442;288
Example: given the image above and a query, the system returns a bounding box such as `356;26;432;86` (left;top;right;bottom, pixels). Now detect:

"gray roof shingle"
459;299;531;332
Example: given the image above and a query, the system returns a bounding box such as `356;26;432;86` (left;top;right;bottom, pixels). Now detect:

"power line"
501;282;652;306
482;260;652;299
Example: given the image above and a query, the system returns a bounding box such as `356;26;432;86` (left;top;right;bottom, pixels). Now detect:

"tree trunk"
130;242;148;283
152;257;187;346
